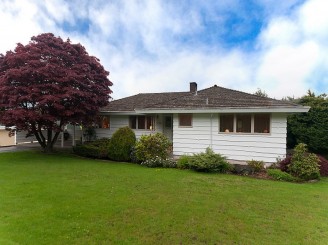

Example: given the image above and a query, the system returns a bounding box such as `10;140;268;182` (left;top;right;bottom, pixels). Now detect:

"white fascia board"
134;106;310;114
99;111;141;115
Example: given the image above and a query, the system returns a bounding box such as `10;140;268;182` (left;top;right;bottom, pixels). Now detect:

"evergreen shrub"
108;126;136;161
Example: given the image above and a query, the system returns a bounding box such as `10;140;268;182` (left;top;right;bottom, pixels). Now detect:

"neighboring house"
0;125;15;146
96;82;309;163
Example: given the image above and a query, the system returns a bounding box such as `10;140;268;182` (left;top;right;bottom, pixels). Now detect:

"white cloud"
0;0;327;100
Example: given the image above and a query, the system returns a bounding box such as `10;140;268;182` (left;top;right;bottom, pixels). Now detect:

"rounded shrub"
247;160;265;174
287;143;320;181
134;133;172;162
188;147;232;173
108;126;136;161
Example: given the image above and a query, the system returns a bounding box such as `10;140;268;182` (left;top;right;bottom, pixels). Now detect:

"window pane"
220;114;234;132
254;114;270;133
130;116;136;129
236;114;251;133
146;116;153;130
179;114;192;127
138;116;145;129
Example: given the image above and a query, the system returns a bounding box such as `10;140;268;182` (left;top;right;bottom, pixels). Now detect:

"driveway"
0;143;41;153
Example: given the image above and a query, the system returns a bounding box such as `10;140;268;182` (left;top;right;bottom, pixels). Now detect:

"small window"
236;114;251;133
254;114;270;133
179;114;192;127
99;116;110;129
220;114;234;133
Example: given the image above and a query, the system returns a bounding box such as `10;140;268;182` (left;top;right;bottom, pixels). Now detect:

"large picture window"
219;114;234;132
179;114;192;127
130;116;155;130
254;114;270;133
219;113;271;134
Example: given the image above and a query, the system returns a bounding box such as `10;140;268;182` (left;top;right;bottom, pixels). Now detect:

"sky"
0;0;327;100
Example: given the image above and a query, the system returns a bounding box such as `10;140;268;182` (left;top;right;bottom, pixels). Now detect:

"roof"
100;85;309;113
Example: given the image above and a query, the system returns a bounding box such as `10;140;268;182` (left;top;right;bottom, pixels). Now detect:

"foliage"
134;133;172;162
108;127;136;162
176;155;191;169
83;127;97;141
287;143;320;180
187;147;232;173
254;88;268;97
267;169;297;182
141;156;176;168
287;90;328;154
247;160;265;173
0;33;112;152
73;138;110;159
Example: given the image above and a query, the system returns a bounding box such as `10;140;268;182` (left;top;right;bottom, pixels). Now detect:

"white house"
96;82;309;163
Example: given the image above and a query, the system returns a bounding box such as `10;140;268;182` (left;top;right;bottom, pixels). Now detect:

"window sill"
218;132;271;135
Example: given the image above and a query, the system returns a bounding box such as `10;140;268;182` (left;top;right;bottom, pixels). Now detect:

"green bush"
73;138;111;159
247;160;265;173
108;127;136;162
135;133;172;162
141;156;176;168
288;143;320;180
176;155;191;169
188;147;232;173
267;169;297;182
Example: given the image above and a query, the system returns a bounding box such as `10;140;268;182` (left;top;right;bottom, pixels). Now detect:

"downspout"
210;113;213;148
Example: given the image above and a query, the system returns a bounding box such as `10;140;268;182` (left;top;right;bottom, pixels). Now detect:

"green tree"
254;88;268;97
287;90;328;154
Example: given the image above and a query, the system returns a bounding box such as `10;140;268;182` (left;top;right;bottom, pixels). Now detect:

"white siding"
94;114;163;139
173;113;287;163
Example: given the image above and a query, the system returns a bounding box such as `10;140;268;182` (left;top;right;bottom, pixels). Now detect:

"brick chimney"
190;82;197;94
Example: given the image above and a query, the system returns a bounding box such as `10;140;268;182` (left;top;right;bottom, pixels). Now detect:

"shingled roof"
100;84;307;113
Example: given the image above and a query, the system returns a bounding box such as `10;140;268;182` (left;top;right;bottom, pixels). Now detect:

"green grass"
0;151;328;245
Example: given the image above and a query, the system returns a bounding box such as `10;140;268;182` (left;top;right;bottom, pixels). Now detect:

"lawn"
0;151;328;245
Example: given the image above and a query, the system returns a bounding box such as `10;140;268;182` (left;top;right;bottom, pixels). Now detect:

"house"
96;82;309;163
0;125;15;146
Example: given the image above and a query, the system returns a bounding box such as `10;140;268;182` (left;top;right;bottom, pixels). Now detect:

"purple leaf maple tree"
0;33;112;152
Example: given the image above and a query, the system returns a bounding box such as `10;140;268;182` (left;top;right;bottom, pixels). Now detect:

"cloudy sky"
1;0;327;99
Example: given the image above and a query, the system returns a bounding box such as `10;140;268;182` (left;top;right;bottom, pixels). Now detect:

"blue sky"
0;0;327;99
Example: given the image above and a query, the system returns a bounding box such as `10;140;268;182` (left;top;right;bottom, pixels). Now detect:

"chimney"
190;82;197;94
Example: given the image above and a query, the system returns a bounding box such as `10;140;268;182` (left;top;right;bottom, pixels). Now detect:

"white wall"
173;113;287;163
95;114;163;139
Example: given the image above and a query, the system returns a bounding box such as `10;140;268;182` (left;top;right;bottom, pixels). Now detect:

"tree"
0;33;112;152
254;88;268;97
287;90;328;154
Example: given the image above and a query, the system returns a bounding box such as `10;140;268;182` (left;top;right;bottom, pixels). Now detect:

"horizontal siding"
173;113;287;163
94;114;163;140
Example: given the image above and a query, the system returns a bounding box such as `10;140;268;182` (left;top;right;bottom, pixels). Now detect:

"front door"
163;115;173;142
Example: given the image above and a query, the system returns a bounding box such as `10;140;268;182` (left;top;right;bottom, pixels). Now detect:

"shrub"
108;127;136;162
73;138;111;159
287;143;320;180
267;169;297;182
247;160;265;173
176;155;191;169
141;156;176;168
135;133;172;162
188;147;232;173
279;154;328;177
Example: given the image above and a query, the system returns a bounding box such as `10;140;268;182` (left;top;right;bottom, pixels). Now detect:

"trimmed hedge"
108;127;136;162
73;138;111;159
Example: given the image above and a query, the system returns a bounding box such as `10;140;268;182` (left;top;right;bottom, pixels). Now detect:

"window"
220;114;233;132
179;114;192;127
236;114;251;133
130;116;155;130
254;114;270;133
98;116;110;129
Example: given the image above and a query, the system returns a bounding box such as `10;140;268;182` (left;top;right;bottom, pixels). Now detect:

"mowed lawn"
0;151;328;245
